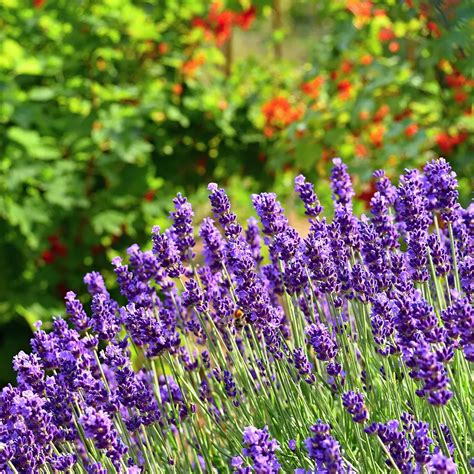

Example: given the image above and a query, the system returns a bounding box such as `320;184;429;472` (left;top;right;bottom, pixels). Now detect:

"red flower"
360;54;373;66
405;123;419;138
454;89;467;103
359;110;370;121
301;76;324;99
234;6;256;30
42;249;55;264
446;73;466;88
373;104;390;122
427;21;441;37
192;3;256;45
341;60;353;74
172;83;183;95
158;42;169;55
379;27;395;42
33;0;46;8
346;0;373;26
394;108;412;121
144;190;155;202
261;96;304;136
389;41;399;53
436;132;468;153
355;142;369;157
337;80;352;100
182;53;205;77
369;125;385;147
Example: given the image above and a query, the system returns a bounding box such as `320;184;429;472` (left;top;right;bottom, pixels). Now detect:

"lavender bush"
1;157;472;473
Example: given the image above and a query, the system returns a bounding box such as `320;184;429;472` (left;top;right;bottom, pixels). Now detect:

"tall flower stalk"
1;157;472;473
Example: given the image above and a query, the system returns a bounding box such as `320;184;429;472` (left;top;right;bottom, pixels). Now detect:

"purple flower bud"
252;192;288;237
305;324;337;361
294;174;323;218
428;453;457;473
152;226;185;278
305;421;347;472
64;291;90;331
170;193;195;260
342;391;369;423
423;158;459;222
330;158;355;208
236;426;280;474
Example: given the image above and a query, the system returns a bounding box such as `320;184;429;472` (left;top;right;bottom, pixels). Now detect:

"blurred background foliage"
0;0;472;383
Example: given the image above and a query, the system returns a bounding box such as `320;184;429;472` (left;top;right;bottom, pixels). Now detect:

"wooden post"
224;30;233;77
273;0;283;60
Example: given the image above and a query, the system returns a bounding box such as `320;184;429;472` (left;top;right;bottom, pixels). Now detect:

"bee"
232;308;247;329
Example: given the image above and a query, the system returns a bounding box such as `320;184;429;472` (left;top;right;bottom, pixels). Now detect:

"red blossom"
389;41;399;53
445;73;466;88
192;3;256;45
341;60;353;74
378;27;395;42
144;190;155;202
182;53;205;77
33;0;46;8
369;125;385;147
427;21;441;37
301;76;324;99
360;54;373;66
454;89;467;103
373;104;390;122
172;83;183;95
42;249;55;264
436;132;468;153
261;96;304;136
234;6;256;30
405;123;419;138
337;80;352;100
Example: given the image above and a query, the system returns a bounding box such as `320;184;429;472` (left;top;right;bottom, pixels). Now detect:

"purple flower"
182;278;209;313
402;338;453;406
294;174;323;218
370;191;399;249
152;226;185;278
459;255;474;300
292;348;315;384
252;193;288;237
423;158;459;222
305;324;337;361
428;233;451;276
373;169;397;205
342;391;369;423
441;295;474;361
331;158;354;208
83;271;109;297
428;453;457;473
245;217;263;265
370;293;395;356
64;291;90;331
200;217;225;271
395;169;431;232
80;407;127;465
305;421;348;473
223;370;238;403
412;421;433;465
365;420;412;471
235;426;280;474
170;193;195;260
91;293;120;341
208;183;242;239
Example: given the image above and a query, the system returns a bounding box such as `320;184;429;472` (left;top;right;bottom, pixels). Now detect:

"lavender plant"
1;157;473;473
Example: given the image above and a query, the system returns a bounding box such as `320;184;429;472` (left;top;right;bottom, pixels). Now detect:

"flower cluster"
1;157;471;473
